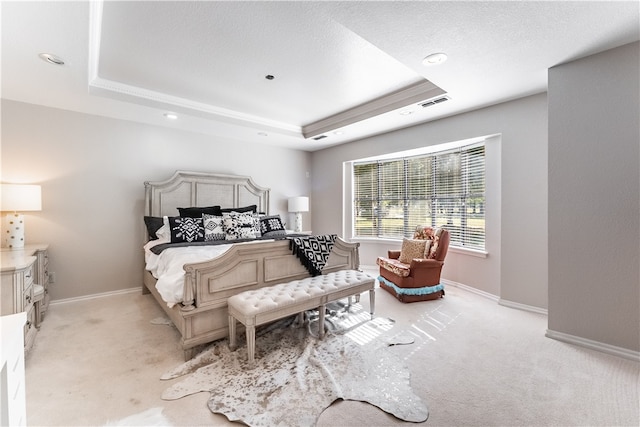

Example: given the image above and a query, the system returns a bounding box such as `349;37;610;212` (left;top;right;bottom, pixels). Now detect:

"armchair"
376;226;450;303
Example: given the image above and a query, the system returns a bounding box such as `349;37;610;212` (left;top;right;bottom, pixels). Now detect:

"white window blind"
353;142;486;250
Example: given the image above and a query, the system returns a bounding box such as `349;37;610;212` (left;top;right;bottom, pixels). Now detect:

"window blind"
353;142;485;250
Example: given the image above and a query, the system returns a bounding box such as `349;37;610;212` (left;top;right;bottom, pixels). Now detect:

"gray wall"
548;42;640;352
1;100;311;300
311;93;549;310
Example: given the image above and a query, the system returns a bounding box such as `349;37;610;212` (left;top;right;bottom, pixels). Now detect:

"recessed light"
333;131;344;135
399;110;413;116
422;52;447;66
39;53;65;66
163;113;178;120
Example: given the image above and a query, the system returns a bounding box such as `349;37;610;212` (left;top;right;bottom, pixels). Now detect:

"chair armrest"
388;250;401;259
409;258;445;286
409;258;444;269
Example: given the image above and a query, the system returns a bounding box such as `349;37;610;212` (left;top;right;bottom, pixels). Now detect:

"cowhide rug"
160;303;429;427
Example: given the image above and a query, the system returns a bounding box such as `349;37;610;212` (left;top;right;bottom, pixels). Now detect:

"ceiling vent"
420;96;450;108
312;135;327;141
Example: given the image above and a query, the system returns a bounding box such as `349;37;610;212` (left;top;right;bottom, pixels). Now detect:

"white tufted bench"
227;270;375;364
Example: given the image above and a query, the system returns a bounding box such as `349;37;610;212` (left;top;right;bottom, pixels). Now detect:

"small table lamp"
288;196;309;233
1;184;42;249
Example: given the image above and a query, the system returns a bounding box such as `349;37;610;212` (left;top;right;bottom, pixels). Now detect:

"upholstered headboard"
144;171;270;217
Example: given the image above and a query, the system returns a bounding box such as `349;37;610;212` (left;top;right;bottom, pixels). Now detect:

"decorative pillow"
202;214;225;241
156;217;171;241
413;225;436;240
220;204;257;214
259;215;287;237
398;238;427;264
427;228;444;259
144;216;164;240
223;212;256;240
177;205;222;218
423;239;433;258
252;213;263;237
168;216;205;243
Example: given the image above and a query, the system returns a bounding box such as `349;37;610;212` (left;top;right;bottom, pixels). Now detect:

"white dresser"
0;244;50;351
1;312;27;426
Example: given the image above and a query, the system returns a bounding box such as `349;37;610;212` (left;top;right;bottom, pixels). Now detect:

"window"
353;142;485;250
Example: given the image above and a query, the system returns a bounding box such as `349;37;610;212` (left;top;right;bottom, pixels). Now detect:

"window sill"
351;237;488;258
448;246;488;258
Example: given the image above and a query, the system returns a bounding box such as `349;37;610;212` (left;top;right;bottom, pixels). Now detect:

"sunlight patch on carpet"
160;304;428;427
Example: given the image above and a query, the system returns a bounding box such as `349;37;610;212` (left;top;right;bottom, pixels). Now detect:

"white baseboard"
545;329;640;362
499;298;548;315
441;278;499;302
50;287;140;306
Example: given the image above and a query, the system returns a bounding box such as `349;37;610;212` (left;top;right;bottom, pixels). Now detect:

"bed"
142;171;362;359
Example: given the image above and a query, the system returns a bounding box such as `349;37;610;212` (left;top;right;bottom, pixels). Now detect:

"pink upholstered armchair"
376;226;450;303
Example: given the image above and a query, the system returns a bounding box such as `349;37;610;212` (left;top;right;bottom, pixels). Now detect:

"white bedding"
145;242;232;307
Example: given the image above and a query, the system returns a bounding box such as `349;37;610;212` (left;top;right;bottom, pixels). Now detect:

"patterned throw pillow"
259;215;287;237
168;216;205;243
252;213;262;237
398;238;427;264
223;212;257;240
202;214;225;241
427;228;444;259
423;240;433;258
413;225;443;259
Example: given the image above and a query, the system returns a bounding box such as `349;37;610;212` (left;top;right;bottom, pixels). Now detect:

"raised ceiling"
2;1;639;151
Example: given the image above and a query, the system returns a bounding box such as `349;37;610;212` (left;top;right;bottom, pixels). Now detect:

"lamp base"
294;212;303;233
2;213;25;249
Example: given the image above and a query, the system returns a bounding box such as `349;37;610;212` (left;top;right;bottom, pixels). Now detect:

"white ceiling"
2;1;638;151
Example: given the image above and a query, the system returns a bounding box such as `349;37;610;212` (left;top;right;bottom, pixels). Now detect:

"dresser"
1;312;27;426
1;244;50;351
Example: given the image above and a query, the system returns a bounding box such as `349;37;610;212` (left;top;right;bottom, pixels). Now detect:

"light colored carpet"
24;272;639;426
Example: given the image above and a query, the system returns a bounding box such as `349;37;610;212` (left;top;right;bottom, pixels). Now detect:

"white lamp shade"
1;184;42;212
288;196;309;213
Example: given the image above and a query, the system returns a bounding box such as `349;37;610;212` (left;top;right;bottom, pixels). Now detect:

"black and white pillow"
202;214;225;241
144;216;164;240
219;204;257;214
223;212;256;240
168;216;205;243
252;213;263;237
260;215;287;237
177;205;222;218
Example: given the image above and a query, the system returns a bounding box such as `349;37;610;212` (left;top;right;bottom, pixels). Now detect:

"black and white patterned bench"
227;270;375;365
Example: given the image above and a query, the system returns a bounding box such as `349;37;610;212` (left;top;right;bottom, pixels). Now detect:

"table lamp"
287;196;309;233
1;184;42;249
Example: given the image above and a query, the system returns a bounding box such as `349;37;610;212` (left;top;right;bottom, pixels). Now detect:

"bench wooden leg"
318;304;326;339
228;315;237;351
246;325;256;365
369;289;375;317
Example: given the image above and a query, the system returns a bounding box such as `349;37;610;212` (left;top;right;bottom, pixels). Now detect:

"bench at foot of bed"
227;270;375;365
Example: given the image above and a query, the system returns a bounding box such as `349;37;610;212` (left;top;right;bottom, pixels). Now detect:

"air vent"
420;96;450;108
313;135;327;141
